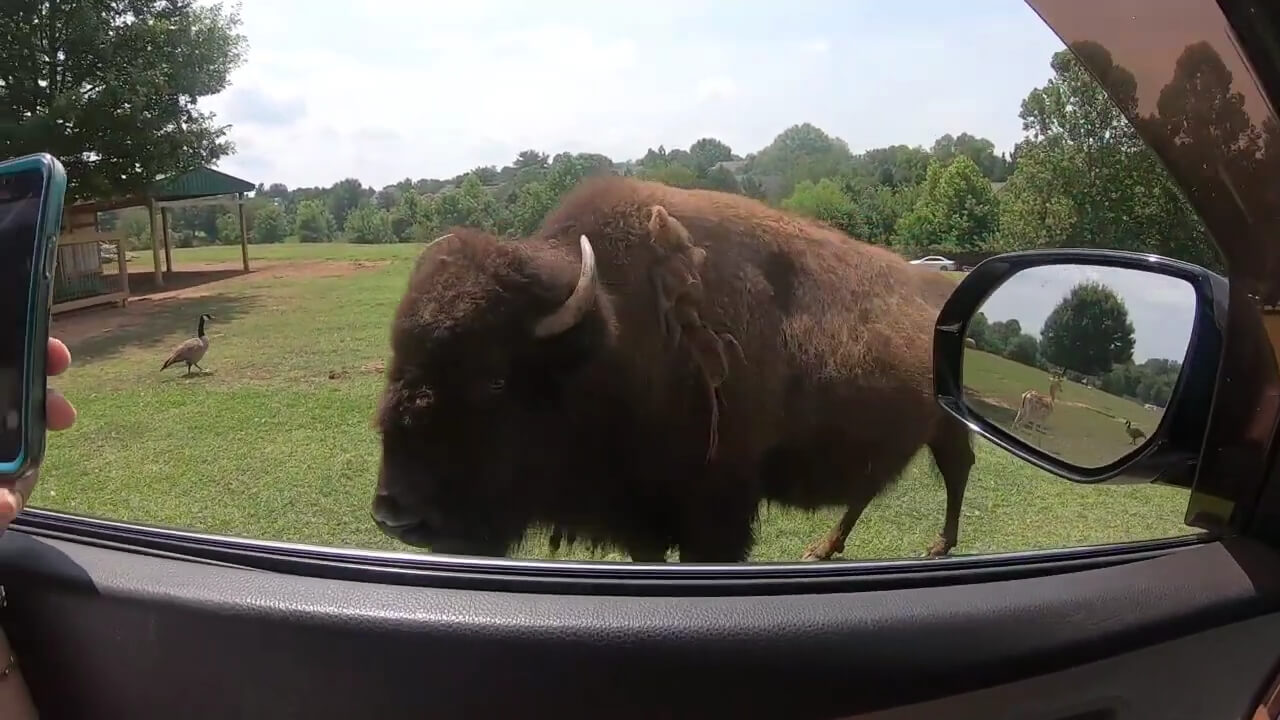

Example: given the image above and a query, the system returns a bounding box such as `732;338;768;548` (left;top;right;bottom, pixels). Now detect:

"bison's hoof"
801;542;838;561
924;536;954;558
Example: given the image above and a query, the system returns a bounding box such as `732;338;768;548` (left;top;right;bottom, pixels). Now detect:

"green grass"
36;244;1195;562
964;350;1161;467
112;241;414;275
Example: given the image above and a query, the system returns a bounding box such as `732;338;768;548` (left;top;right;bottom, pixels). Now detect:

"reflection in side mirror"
961;264;1194;469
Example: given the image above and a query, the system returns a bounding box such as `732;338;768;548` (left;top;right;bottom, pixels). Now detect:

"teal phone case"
0;152;67;478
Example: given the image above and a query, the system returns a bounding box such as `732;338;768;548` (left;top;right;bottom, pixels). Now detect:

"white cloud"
800;38;831;55
696;77;739;102
199;0;1066;187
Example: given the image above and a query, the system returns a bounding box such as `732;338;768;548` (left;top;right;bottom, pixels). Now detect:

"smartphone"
0;153;67;480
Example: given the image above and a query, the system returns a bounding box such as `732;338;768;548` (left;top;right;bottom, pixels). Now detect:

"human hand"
0;338;76;530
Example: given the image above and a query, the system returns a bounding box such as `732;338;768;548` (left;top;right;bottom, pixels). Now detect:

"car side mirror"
933;249;1226;487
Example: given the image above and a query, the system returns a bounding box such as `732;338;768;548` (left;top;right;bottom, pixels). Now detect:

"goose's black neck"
197;315;207;337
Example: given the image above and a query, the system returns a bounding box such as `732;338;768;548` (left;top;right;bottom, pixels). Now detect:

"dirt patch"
963;387;1013;411
264;259;389;282
51;259;387;347
963;386;1126;425
54;302;161;347
325;361;384;382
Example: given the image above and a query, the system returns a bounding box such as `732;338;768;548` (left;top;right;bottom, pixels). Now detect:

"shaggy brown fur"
372;176;973;563
647;204;707;349
647;204;744;462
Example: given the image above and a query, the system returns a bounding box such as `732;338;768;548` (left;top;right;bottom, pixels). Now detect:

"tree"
120;210;152;251
1101;358;1181;405
374;185;403;211
1137;41;1256;270
433;175;504;232
739;175;766;200
214;212;240;246
966;312;991;349
327;178;370;228
510;182;557;236
252;203;287;244
513;150;549;171
543;152;612;197
983;319;1023;355
895;156;999;252
931;133;1011;181
1004;334;1040;366
0;2;246;201
993;43;1218;269
747;123;854;199
699;165;742;194
845;182;920;245
294;199;335;243
469;165;501;185
781;179;858;236
688;137;735;174
1100;363;1143;398
344;203;394;244
638;163;698;189
1040;281;1135;376
390;190;434;241
847;145;932;188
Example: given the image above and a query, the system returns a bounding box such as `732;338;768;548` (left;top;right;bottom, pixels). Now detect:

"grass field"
964;351;1162;467
37;245;1195;562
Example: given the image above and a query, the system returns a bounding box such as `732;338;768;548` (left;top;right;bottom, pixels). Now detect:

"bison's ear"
532;234;598;339
648;205;670;229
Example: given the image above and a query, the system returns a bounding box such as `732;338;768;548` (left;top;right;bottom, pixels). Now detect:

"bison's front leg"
801;487;879;561
676;463;759;563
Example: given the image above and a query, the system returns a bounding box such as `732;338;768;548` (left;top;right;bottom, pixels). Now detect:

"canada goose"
161;313;215;376
1124;419;1147;445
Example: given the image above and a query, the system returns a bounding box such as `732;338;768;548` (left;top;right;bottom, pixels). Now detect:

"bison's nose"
371;491;419;529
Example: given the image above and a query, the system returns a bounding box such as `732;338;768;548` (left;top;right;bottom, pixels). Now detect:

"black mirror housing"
933;248;1227;488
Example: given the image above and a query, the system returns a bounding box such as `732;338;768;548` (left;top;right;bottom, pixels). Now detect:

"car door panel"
2;532;1278;719
857;613;1280;720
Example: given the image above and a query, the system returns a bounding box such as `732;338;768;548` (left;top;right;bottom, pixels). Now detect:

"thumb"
0;471;38;530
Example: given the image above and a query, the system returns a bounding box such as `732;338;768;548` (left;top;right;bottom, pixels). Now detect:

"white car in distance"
909;255;958;271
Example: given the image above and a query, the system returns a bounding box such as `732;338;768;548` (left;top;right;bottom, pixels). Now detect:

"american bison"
371;176;973;562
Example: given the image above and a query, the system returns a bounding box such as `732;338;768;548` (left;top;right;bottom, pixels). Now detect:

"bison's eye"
488;378;506;394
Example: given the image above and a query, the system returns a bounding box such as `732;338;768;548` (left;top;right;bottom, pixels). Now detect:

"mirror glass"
962;264;1195;468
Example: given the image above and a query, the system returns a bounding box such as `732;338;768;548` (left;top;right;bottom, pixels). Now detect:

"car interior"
2;0;1279;718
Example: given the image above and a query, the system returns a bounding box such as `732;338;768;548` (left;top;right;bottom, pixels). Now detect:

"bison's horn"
533;234;598;338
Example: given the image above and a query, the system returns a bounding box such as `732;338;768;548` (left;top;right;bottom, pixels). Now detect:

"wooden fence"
51;226;129;314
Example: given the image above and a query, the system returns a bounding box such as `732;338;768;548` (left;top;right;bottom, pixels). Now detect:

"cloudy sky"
198;0;1067;189
976;265;1197;363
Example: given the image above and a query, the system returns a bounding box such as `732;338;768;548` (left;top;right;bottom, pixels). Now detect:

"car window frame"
12;0;1280;593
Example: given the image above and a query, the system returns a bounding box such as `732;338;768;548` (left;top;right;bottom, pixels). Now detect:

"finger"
48;337;71;376
0;472;37;528
46;388;77;431
0;488;20;527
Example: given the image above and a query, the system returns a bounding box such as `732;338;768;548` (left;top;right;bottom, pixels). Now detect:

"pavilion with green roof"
55;166;256;312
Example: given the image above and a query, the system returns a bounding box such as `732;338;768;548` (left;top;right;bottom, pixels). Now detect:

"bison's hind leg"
924;417;975;558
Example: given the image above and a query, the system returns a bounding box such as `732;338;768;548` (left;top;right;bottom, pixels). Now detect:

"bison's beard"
372;483;528;558
376;516;518;558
